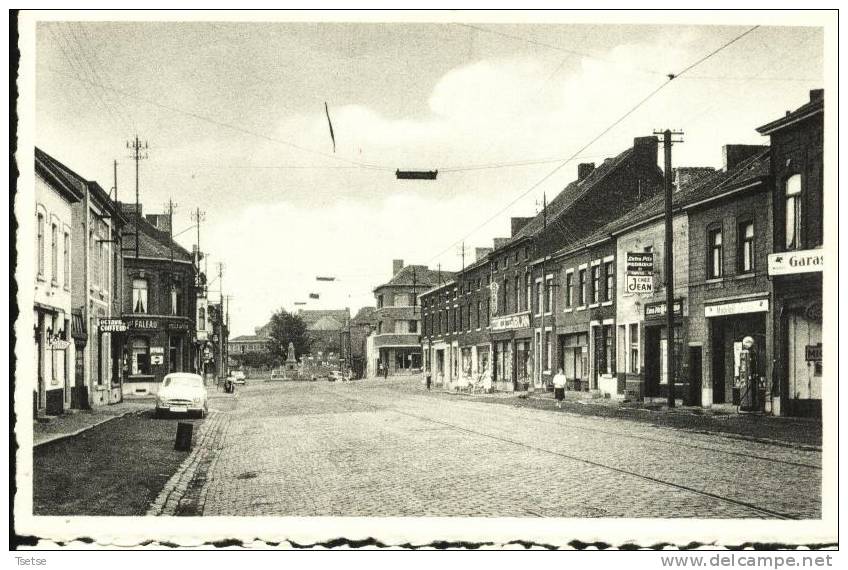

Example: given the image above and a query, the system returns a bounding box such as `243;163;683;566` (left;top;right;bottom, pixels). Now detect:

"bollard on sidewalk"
174;422;193;451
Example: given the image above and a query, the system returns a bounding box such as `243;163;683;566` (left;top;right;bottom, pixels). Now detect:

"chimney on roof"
393;259;404;275
577;162;595;181
722;144;769;171
475;247;493;261
632;136;659;172
145;213;171;234
810;88;824;102
510;217;534;237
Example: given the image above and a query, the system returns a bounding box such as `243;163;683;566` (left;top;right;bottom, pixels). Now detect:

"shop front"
559;330;589;392
34;305;71;416
643;298;686;400
703;297;770;409
122;315;193;397
489;312;531;392
769;250;823;417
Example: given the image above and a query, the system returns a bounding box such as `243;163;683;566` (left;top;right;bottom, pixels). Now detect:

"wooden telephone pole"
654;129;684;408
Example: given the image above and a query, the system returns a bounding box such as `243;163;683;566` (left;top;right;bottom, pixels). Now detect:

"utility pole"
165;198;177;265
654;129;684;408
126;136;148;259
217;262;224;384
191;208;206;270
538;192;547;391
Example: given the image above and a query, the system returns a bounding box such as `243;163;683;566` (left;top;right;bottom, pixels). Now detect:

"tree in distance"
267;308;312;363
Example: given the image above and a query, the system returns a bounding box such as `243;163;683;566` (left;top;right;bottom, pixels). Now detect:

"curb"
33;410;137;448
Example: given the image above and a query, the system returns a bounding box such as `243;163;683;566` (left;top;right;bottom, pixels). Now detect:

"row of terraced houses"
411;90;824;418
32;148;228;418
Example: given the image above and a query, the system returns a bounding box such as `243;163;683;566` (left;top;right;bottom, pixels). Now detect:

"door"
644;327;660;397
688;346;703;406
711;323;726;403
787;311;822;416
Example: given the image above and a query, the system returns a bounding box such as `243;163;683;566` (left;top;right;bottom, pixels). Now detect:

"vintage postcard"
10;8;839;551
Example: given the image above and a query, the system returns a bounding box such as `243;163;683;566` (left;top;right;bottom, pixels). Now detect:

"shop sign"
767;250;824;276
150;354;164;365
126;318;159;330
49;338;71;350
805;344;822;362
99;318;128;332
705;299;769;318
644;299;682;319
625;275;653;296
491;313;530;331
805;301;822;321
150;346;165;355
167;321;190;331
626;252;654;276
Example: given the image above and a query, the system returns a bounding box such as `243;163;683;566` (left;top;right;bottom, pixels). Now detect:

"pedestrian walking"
426;373;432;391
553;367;567;408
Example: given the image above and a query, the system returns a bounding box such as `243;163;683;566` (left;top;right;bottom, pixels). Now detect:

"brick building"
120;204;198;397
683;146;772;409
371;260;448;378
757;89;824;417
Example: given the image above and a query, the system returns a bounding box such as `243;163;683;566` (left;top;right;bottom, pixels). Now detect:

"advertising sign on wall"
625;252;654;296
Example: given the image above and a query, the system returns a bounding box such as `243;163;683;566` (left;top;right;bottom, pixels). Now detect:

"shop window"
132;279;148;314
604;261;614;301
564;271;573;308
785;174;802;250
591;265;600;303
131;337;150;375
738;220;755;273
198;306;206;330
37;212;45;278
707;225;723;279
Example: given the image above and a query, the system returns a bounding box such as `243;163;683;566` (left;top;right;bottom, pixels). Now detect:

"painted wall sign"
167;321;190;331
99;318;128;332
625;275;653;296
704;298;769;318
626;252;654;276
767;250;824;276
489;281;500;315
150;346;165;355
644;299;683;319
491;313;531;332
805;344;822;362
126;318;159;330
150;354;164;365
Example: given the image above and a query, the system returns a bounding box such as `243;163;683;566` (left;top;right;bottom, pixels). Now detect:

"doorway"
688;346;703;406
644;326;660;397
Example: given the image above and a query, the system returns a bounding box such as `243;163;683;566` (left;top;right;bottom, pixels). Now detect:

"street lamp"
314;275;352;377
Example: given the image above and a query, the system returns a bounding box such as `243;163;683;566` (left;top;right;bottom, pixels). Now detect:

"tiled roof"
510;146;646;244
122;211;194;263
309;316;344;331
298;309;350;327
35;148;121;218
377;265;454;289
230;335;269;342
550;148;771;256
352;306;378;324
756;90;823;135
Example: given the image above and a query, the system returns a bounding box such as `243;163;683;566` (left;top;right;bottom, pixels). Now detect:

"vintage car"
155;373;209;418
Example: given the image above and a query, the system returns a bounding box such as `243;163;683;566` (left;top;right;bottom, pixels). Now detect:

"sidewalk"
382;375;822;449
33;400;151;447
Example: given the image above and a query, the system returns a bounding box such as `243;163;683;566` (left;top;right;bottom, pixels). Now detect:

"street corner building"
118;203;199;398
34;148;128;414
368;260;450;378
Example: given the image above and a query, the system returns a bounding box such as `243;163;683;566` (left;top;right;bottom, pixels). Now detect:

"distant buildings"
369;260;451;378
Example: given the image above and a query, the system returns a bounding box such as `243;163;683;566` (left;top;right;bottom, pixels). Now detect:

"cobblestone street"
158;378;821;519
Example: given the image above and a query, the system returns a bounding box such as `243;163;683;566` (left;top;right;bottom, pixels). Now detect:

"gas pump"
739;336;761;412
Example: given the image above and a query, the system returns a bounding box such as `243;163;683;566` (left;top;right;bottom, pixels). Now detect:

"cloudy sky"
33;17;823;335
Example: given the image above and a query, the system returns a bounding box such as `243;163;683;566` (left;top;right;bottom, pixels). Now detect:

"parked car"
329;371;343;382
232;370;246;385
155;373;208;418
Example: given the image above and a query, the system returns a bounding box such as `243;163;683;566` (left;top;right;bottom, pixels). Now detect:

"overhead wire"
425;24;760;265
